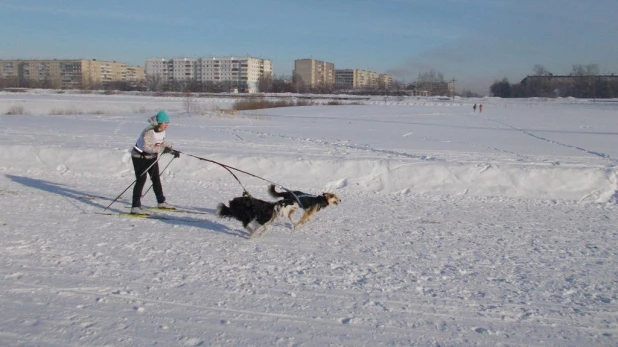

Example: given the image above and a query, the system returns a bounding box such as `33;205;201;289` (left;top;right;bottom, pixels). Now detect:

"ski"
144;207;209;215
96;211;196;222
117;213;171;220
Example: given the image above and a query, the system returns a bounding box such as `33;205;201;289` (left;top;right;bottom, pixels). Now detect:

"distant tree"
37;78;51;89
510;83;526;97
292;74;307;94
569;64;600;97
586;64;600;75
572;64;599;76
183;80;203;93
200;81;215;93
417;69;445;83
272;75;294;93
490;77;511;97
571;64;586;76
13;77;36;89
390;80;405;92
311;82;335;94
459;89;481;97
105;81;131;91
415;69;448;95
3;75;18;88
533;64;552;76
257;75;273;93
146;74;163;92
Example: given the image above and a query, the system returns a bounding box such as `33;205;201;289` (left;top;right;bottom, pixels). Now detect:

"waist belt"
132;146;157;159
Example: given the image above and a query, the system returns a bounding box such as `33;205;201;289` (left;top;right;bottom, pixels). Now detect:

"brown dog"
268;185;340;228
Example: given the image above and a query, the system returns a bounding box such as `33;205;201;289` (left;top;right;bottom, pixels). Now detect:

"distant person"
479;104;483;113
472;103;477;112
130;111;180;215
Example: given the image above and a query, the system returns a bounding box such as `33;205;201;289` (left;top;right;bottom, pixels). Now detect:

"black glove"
163;147;180;158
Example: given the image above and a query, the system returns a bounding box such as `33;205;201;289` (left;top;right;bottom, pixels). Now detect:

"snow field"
1;91;617;346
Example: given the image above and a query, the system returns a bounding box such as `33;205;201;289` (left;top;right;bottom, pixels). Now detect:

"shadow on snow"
5;174;248;238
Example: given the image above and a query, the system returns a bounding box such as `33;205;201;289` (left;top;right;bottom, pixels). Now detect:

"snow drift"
2;145;615;203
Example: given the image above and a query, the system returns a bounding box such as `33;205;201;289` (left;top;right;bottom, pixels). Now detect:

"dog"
216;193;298;238
268;184;340;228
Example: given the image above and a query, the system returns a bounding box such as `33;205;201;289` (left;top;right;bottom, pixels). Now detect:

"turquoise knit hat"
156;111;170;123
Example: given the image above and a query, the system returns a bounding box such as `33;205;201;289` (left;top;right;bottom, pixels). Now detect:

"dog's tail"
216;203;231;218
268;184;286;199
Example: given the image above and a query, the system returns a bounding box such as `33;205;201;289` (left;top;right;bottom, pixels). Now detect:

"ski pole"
142;156;176;197
103;154;163;211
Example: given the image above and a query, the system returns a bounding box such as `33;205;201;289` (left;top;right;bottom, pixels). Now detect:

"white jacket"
132;116;171;158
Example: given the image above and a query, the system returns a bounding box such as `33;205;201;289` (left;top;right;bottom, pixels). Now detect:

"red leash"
178;151;279;195
179;151;315;207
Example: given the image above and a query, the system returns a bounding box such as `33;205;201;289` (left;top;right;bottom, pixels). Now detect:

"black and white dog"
216;193;298;237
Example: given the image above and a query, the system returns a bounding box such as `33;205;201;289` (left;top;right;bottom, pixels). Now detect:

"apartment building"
378;74;393;89
362;70;380;88
334;69;356;88
145;57;195;82
145;56;273;93
294;59;335;88
413;80;455;97
126;66;146;85
335;69;391;89
0;59;145;89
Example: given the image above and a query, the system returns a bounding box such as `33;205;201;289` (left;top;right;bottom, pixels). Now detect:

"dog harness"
283;189;318;210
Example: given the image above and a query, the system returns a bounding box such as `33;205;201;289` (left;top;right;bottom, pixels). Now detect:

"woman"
130;110;180;215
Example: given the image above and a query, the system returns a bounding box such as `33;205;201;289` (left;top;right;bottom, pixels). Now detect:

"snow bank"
2;145;614;203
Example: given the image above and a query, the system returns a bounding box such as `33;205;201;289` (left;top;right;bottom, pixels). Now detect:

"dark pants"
131;156;165;208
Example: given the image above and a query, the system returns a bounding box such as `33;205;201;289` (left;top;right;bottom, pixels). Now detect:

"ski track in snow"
1;92;617;346
478;116;618;165
212;126;437;161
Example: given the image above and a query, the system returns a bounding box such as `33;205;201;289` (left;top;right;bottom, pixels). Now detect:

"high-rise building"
125;66;146;85
293;59;335;88
335;69;356;88
335;69;390;89
378;74;393;89
0;59;144;89
145;56;272;93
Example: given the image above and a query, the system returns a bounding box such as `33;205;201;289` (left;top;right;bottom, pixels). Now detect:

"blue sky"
1;0;616;94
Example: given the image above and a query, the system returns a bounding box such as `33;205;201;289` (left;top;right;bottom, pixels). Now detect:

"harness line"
178;151;316;206
180;151;277;196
